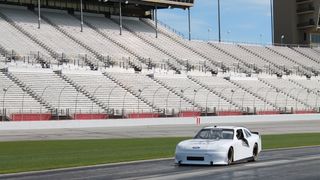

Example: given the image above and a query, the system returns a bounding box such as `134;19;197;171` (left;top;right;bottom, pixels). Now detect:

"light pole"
305;89;311;109
229;89;236;111
217;0;221;42
80;0;84;32
40;85;50;120
38;0;41;29
315;90;320;110
165;87;178;116
218;87;228;113
193;87;202;113
155;5;158;38
264;88;274;111
180;87;191;113
188;7;191;41
119;0;123;35
285;88;296;108
74;86;82;118
122;88;129;118
253;87;265;110
91;85;102;115
107;86;118;109
2;85;13;121
137;87;148;118
295;89;306;111
281;35;285;46
21;88;27;121
275;89;282;110
152;87;163;105
57;86;67;121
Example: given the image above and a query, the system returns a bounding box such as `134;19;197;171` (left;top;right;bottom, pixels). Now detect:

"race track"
1;146;319;180
0;120;320;141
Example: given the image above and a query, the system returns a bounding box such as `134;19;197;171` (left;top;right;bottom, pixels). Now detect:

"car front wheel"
227;148;234;165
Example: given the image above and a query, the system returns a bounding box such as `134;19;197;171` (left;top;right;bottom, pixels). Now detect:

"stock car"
175;126;261;165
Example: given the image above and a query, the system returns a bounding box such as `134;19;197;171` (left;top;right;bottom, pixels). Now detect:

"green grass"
0;133;320;174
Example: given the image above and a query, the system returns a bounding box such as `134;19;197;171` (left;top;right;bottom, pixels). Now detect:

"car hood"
177;139;232;151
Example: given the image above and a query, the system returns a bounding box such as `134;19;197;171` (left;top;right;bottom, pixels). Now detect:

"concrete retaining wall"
1;114;320;130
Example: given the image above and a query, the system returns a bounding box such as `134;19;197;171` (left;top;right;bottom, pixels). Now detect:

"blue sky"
158;0;272;44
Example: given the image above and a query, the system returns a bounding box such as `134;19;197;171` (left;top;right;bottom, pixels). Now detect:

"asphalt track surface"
1;120;320;141
0;146;319;180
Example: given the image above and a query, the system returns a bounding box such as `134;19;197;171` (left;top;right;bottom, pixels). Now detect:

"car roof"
203;126;244;130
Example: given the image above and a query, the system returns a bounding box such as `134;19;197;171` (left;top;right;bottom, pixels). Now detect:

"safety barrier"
73;114;109;120
10;113;52;121
127;113;161;119
217;111;243;116
178;111;201;117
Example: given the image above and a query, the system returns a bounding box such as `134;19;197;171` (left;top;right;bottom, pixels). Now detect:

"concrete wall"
0;114;319;130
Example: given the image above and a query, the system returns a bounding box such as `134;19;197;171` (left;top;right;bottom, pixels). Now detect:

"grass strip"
0;133;320;174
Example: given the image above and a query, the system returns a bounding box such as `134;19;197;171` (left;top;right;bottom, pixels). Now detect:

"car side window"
236;129;244;140
244;129;251;138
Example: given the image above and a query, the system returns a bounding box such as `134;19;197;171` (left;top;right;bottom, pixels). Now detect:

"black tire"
227;148;234;165
250;144;259;162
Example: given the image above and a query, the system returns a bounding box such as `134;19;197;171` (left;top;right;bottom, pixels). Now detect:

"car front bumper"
175;151;227;165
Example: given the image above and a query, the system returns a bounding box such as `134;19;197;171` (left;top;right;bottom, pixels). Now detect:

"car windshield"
194;129;234;140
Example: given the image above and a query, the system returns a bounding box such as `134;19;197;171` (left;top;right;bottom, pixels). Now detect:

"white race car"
175;126;261;165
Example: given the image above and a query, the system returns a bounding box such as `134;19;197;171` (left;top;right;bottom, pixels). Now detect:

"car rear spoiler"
251;132;259;135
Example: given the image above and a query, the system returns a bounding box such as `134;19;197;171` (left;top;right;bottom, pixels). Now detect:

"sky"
158;0;272;44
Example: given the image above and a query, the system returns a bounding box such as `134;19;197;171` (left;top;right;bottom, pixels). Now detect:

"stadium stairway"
291;47;320;64
258;78;313;110
102;72;161;113
187;75;243;111
38;12;105;69
288;79;320;97
0;68;54;112
0;10;56;66
141;18;228;73
208;42;257;74
236;44;285;75
111;18;190;74
76;15;152;72
226;79;278;110
53;70;110;113
150;77;203;111
265;46;317;76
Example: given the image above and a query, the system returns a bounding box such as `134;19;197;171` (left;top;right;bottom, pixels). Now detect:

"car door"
243;128;255;158
233;128;251;161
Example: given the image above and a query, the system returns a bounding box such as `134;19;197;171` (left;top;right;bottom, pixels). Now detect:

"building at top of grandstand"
0;0;194;18
273;0;320;46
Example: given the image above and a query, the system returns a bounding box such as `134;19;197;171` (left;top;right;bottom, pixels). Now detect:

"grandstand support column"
38;0;41;29
80;0;83;32
217;0;221;42
155;5;158;38
119;0;123;35
188;7;191;41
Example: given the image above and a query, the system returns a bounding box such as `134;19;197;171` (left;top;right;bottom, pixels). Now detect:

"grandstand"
0;2;320;121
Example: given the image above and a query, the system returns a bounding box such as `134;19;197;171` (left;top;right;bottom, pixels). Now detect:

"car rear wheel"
250;144;259;162
227;148;234;165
